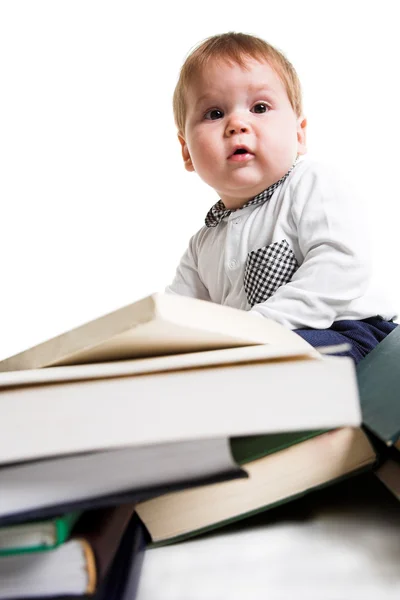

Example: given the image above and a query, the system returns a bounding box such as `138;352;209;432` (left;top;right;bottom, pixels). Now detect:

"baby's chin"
218;180;278;208
218;188;267;210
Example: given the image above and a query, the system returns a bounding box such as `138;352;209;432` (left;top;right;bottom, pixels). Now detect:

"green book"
357;324;400;448
136;426;376;545
0;511;81;555
356;325;400;500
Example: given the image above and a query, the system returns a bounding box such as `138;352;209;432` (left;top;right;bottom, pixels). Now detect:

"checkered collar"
205;160;298;228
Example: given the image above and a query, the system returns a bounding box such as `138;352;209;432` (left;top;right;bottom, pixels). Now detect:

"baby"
166;32;397;363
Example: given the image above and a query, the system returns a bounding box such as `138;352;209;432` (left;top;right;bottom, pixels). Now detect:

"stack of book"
0;292;398;598
0;505;146;599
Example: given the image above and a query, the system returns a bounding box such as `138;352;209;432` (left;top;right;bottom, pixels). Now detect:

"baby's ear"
178;134;195;172
296;117;307;155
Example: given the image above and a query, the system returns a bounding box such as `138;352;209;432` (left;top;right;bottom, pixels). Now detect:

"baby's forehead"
193;54;274;76
186;56;286;95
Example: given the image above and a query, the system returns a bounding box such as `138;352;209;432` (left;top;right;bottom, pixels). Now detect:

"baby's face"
179;58;306;209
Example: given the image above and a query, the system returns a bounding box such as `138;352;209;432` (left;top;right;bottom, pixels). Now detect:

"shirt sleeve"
250;163;372;329
165;233;211;301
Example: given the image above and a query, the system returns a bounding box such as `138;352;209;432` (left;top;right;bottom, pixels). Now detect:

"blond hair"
173;32;303;134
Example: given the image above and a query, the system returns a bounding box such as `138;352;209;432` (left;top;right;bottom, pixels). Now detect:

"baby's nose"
227;125;248;135
225;114;250;136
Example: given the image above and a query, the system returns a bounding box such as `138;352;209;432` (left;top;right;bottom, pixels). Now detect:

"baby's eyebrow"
195;93;218;107
248;84;277;96
196;86;276;103
194;85;278;111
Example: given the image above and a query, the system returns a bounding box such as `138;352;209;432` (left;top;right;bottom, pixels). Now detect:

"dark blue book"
84;512;148;600
0;436;245;527
0;466;245;527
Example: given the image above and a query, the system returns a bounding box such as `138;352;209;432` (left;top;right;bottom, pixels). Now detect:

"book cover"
375;459;400;502
0;511;81;555
97;513;148;600
357;325;400;446
0;456;244;527
73;503;135;584
0;292;314;372
231;430;325;464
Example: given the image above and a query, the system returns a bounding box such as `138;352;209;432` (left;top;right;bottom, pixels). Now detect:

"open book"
0;292;316;372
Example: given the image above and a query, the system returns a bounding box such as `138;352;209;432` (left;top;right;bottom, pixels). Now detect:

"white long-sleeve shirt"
166;158;396;329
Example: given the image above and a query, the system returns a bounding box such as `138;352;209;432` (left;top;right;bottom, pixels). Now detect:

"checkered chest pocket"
244;239;299;307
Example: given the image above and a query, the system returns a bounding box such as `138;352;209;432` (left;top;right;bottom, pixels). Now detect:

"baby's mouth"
234;148;247;155
228;147;254;161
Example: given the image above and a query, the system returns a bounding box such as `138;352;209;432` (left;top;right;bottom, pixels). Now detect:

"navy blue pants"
294;317;398;364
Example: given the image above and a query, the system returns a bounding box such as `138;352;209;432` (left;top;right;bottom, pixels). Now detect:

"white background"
0;0;398;360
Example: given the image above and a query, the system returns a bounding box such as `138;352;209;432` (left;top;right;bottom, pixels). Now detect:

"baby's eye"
251;103;269;114
204;109;224;120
